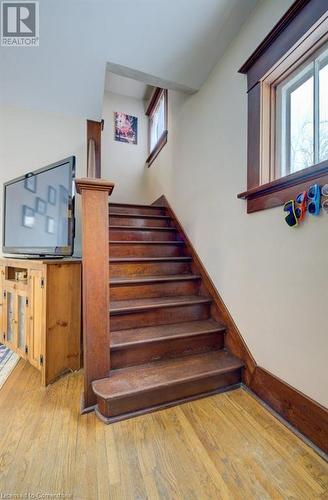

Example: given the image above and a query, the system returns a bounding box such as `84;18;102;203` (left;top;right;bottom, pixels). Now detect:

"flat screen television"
3;156;76;257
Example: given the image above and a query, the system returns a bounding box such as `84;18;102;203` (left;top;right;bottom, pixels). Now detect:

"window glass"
290;75;314;173
319;61;328;162
275;42;328;179
150;93;165;151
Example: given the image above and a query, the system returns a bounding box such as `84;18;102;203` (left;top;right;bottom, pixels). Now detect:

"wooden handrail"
76;177;115;411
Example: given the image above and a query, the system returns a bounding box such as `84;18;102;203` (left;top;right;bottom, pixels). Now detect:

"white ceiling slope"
0;0;258;120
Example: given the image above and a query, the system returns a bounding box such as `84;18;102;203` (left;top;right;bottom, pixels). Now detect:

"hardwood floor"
0;361;327;499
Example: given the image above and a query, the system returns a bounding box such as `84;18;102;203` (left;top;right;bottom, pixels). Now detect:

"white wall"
145;0;328;408
102;91;148;203
0;105;86;256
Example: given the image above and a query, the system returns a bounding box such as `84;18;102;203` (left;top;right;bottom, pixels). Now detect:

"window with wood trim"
238;0;328;213
146;88;168;167
275;42;328;178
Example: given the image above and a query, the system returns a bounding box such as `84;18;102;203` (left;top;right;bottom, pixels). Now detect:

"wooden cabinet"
0;258;81;385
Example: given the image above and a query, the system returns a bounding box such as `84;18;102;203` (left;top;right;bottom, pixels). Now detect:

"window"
276;43;328;178
146;88;168;166
237;0;328;213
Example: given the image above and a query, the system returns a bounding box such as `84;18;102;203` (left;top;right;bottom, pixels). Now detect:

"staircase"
91;201;244;423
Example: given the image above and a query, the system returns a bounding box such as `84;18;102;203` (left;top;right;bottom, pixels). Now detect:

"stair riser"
111;303;211;331
111;332;225;369
110;206;166;216
96;369;242;419
110;216;172;228
109;229;178;241
110;280;200;300
109;243;184;258
110;261;191;277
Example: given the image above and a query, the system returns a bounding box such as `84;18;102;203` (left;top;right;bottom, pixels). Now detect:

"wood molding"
250;367;328;454
87;119;102;178
153;195;328;454
237;160;328;212
152;195;256;385
76;177;115;194
146;130;168;167
146;87;164;116
75;177;114;409
239;0;311;75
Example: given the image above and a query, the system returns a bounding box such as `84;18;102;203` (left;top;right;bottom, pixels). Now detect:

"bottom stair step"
92;350;244;423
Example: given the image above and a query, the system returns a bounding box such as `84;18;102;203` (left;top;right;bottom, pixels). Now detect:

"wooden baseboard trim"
250;367;328;454
152;194;328;455
152;195;256;385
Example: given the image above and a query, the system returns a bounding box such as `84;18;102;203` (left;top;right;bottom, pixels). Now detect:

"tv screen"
3;156;75;256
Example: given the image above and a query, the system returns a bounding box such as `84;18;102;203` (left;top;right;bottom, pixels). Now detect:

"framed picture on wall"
24;174;37;193
46;216;55;234
47;186;57;205
22;206;35;228
35;197;47;215
114;112;138;145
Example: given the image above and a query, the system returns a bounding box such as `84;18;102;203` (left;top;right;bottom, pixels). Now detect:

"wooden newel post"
75;178;115;411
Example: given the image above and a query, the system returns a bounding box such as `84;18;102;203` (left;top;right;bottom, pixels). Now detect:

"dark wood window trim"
237;0;328;213
146;88;168;167
238;160;328;213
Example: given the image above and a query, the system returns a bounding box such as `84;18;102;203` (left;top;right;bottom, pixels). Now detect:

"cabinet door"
29;270;44;370
3;283;16;350
16;290;29;359
0;266;5;343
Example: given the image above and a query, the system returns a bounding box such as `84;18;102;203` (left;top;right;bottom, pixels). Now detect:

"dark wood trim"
75;177;115;409
146;130;168;167
146;87;164;117
250;367;328;454
240;0;328;91
239;0;328;212
152;195;256;385
87;119;102;178
239;0;311;75
154;194;328;453
146;88;168;167
238;160;328;212
247;84;261;189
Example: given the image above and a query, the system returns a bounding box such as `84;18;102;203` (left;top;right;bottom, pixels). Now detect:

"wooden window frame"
237;0;328;213
146;88;168;167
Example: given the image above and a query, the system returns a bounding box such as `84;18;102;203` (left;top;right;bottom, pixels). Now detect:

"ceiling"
105;72;153;100
0;0;259;119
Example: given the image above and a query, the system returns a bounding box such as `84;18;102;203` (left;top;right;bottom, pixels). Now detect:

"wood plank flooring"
0;361;327;499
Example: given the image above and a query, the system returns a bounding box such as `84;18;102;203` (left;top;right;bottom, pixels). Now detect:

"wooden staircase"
90;201;244;423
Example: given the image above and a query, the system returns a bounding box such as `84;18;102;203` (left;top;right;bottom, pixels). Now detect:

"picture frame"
114;112;138;145
46;216;55;234
22;205;35;229
35;197;47;215
24;174;37;193
47;186;57;205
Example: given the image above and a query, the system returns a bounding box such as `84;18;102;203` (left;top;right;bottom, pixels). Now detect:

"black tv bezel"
3;156;76;257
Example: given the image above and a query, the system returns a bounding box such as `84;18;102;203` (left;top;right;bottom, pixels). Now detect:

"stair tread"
92;350;243;401
110;213;171;220
111;319;226;348
110;202;165;209
109;241;184;245
111;274;201;285
109;225;176;231
110;256;191;262
110;295;212;314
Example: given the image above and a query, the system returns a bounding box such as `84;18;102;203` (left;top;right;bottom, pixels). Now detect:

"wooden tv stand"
0;257;81;385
